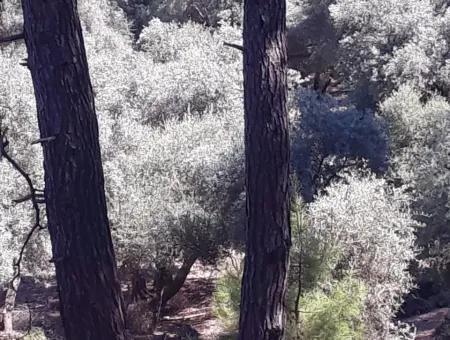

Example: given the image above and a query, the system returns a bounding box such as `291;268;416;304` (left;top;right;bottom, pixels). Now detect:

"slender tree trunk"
159;255;197;306
238;0;291;339
20;1;126;339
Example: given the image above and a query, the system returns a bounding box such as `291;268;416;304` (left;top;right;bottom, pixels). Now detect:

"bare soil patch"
1;263;226;340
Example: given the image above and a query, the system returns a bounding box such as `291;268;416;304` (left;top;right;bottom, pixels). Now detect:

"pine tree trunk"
21;1;127;339
238;0;291;339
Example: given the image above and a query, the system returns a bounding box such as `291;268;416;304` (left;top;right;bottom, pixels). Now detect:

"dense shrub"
307;174;417;338
106;109;244;273
1;0;245;298
212;256;243;331
213;174;416;339
380;84;450;294
0;0;23;36
329;0;450;105
0;45;51;289
134;20;242;124
297;276;366;340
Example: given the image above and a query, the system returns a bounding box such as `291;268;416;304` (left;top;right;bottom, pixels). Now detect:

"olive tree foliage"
134;20;242;124
0;11;52;289
82;8;242;127
213;175;417;339
291;88;388;201
380;85;450;286
106;111;244;273
0;0;245;295
0;0;22;35
80;0;245;276
283;0;450;109
329;0;450;107
301;174;417;339
288;1;450;304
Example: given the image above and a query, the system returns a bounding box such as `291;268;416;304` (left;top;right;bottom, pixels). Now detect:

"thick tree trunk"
20;1;126;339
238;0;291;339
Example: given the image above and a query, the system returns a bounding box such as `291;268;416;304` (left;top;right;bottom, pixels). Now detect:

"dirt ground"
2;263;229;340
6;264;448;340
153;263;228;339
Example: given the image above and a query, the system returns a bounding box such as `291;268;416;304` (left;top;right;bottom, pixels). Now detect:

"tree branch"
0;124;44;291
321;159;359;189
0;32;24;44
223;42;244;52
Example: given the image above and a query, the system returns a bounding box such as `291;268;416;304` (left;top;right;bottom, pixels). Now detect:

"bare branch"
19;59;29;68
0;124;44;291
13;193;34;204
13;192;45;205
0;32;24;44
223;42;244;52
31;135;56;145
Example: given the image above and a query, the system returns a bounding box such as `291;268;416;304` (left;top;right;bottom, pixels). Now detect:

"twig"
0;32;24;44
31;136;56;145
223;42;244;52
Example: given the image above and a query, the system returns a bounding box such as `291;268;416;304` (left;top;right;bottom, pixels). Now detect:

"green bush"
22;328;48;340
212;259;367;340
212;258;243;331
299;276;366;340
289;188;342;294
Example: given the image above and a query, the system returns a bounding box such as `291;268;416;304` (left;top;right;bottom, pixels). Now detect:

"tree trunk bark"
159;255;197;306
20;1;127;339
238;0;291;339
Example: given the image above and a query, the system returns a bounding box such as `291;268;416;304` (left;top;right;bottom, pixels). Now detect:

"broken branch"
31;136;56;145
224;42;244;52
0;32;24;44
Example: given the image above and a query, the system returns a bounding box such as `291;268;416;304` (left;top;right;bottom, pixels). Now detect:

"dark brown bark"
238;0;291;339
20;1;126;339
150;255;197;310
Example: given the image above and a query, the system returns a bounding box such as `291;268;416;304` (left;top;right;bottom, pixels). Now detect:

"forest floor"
152;263;231;339
3;265;449;339
3;263;232;340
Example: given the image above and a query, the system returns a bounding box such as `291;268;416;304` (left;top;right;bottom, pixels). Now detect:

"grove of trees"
0;0;449;339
